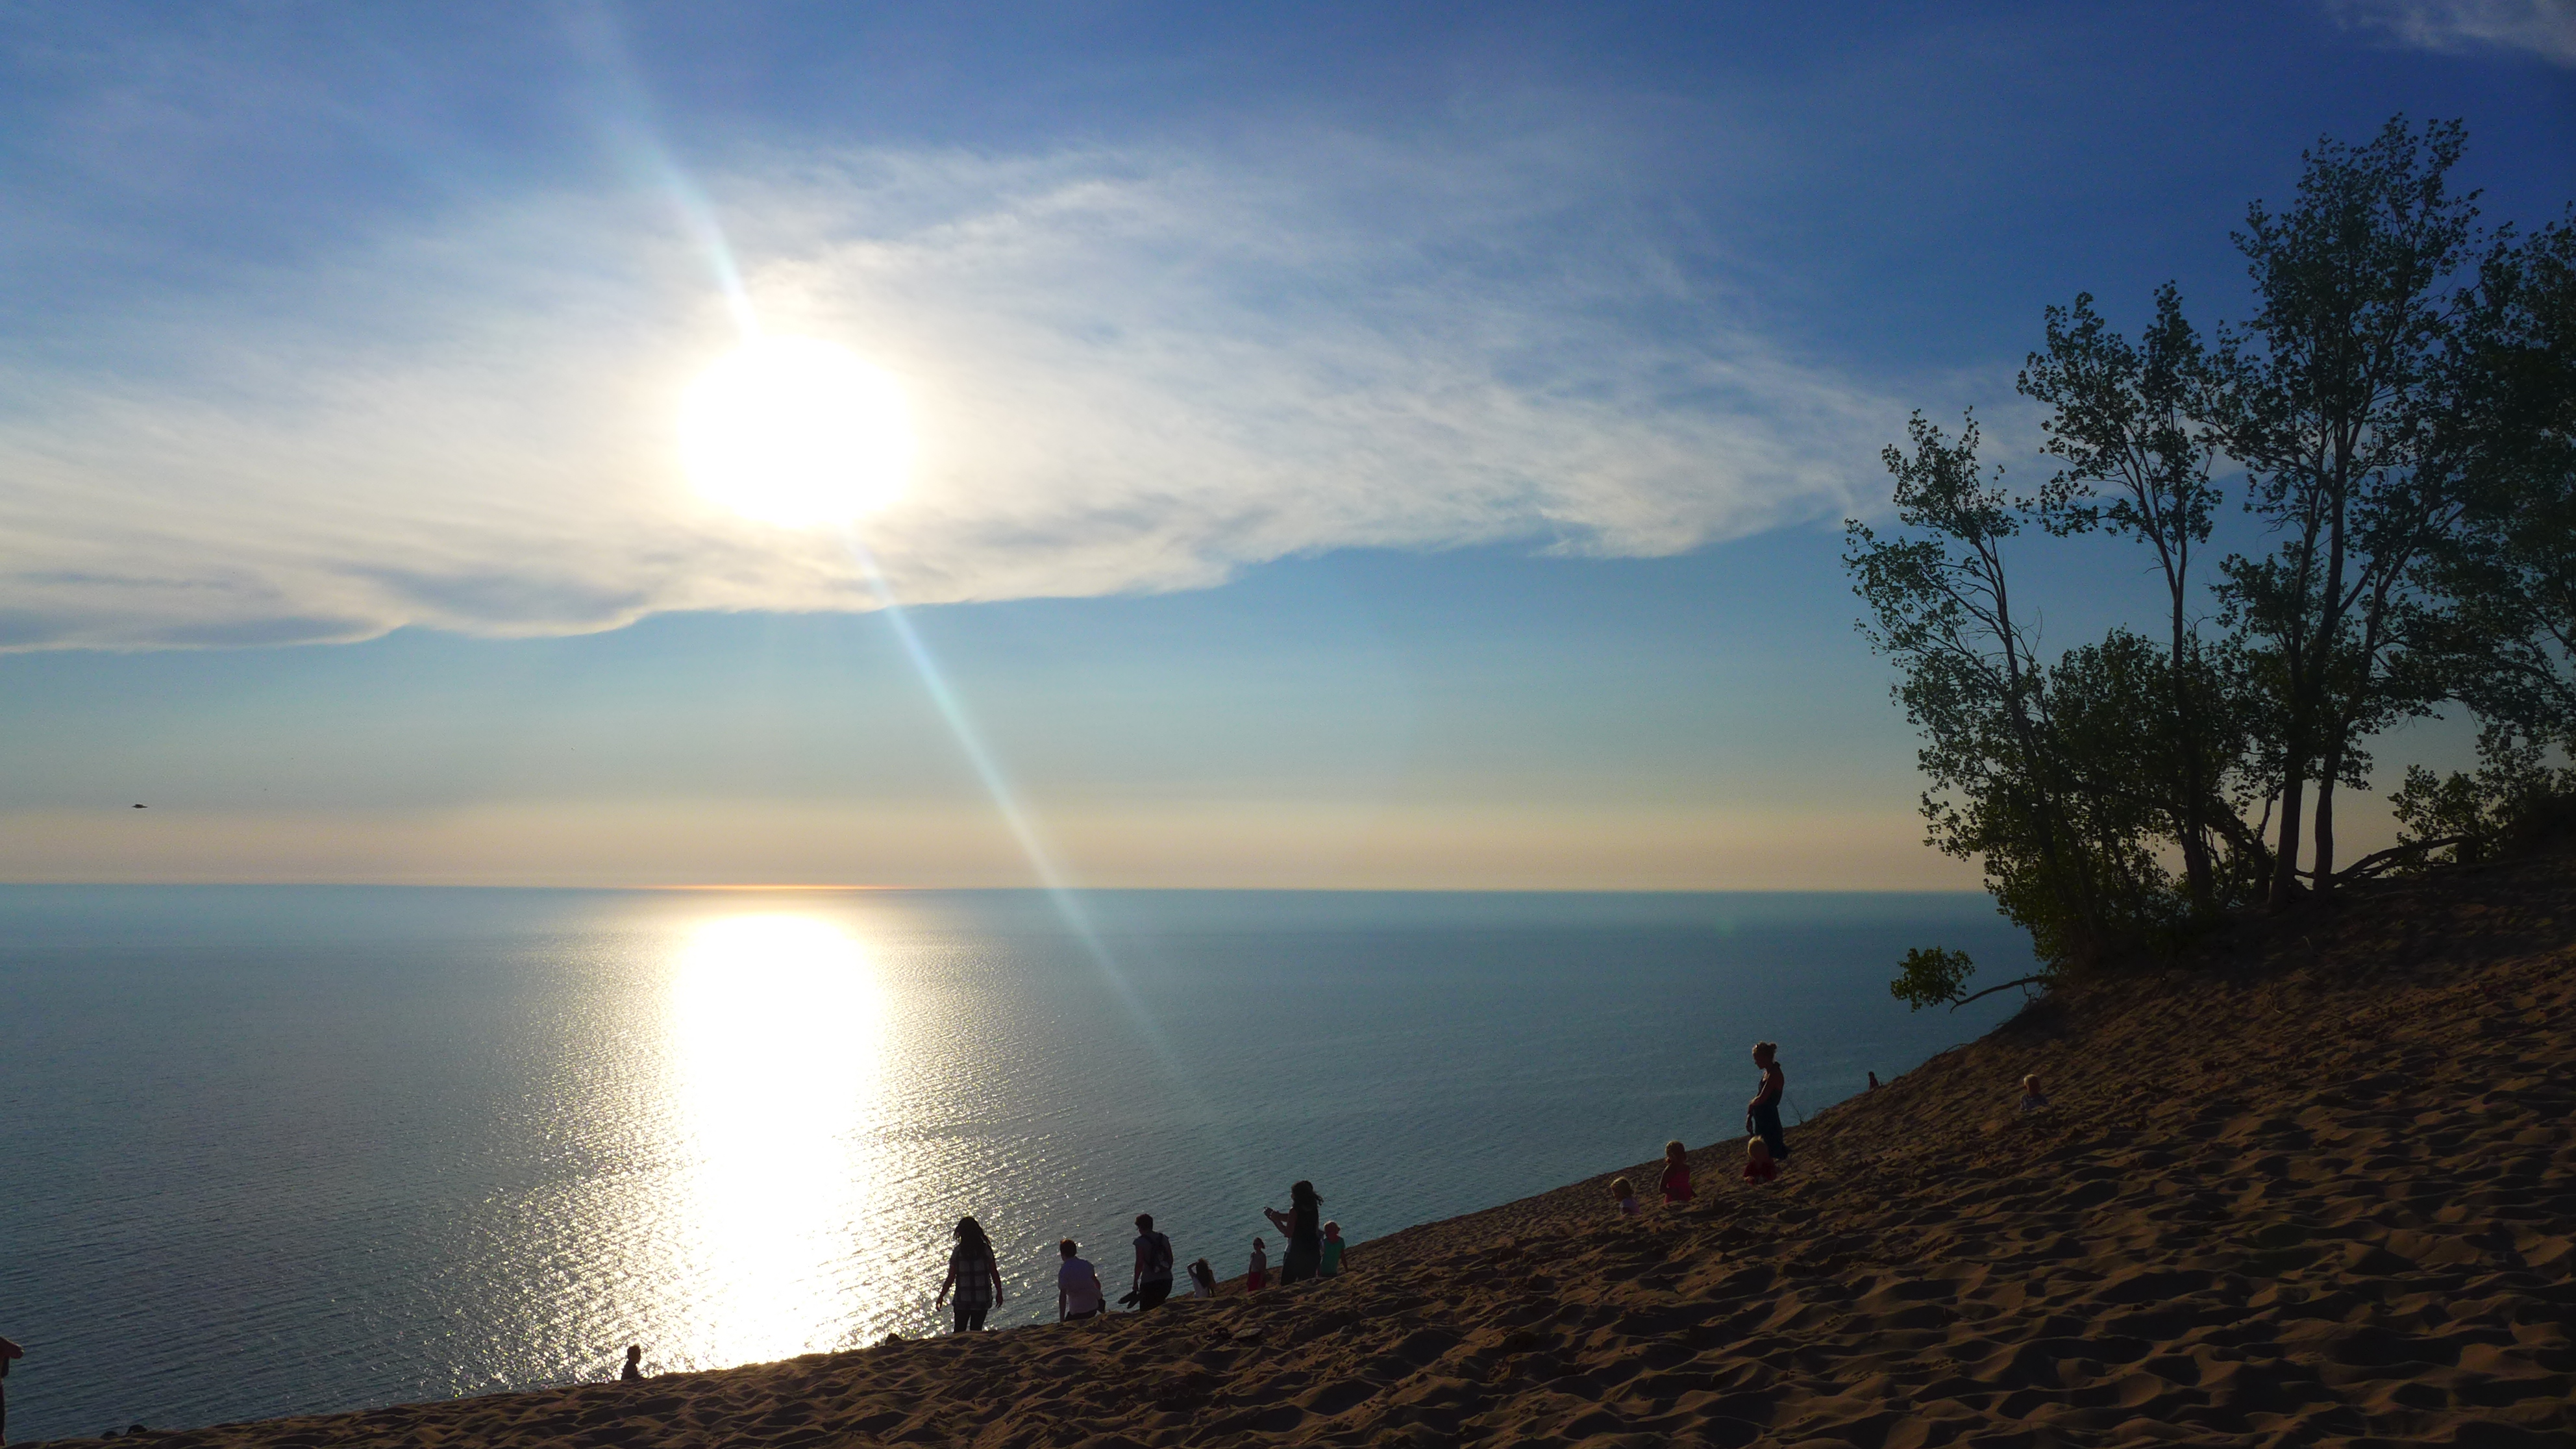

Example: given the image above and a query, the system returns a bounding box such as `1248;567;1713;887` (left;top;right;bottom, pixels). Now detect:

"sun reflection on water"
653;914;886;1368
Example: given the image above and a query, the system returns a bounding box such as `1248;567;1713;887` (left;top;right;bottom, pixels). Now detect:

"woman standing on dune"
935;1217;1004;1332
1264;1180;1325;1283
1747;1042;1790;1168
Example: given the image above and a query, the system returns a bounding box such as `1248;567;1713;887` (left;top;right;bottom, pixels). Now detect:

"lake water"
0;887;2035;1441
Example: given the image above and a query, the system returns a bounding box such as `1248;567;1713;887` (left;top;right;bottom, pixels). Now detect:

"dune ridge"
40;854;2576;1448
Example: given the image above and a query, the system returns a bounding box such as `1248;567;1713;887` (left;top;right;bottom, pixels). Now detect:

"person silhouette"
937;1216;1005;1332
1057;1239;1106;1322
1129;1213;1174;1311
1;1335;21;1446
1746;1042;1791;1167
1263;1180;1326;1283
619;1345;642;1382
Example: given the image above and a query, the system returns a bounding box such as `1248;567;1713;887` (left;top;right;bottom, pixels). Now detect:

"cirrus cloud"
2325;0;2576;64
0;136;1907;650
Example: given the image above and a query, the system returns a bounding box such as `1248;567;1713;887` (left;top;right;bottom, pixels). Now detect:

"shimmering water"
0;887;2035;1440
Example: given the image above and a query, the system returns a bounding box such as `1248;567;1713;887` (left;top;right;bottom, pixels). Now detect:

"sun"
680;336;914;526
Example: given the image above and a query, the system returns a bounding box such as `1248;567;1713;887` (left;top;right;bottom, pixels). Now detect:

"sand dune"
37;854;2575;1447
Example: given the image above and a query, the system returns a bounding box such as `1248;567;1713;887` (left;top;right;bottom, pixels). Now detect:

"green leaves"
1891;947;1977;1012
2420;216;2576;756
2391;726;2576;869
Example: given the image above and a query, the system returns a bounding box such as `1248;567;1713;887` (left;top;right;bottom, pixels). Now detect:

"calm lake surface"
0;887;2036;1439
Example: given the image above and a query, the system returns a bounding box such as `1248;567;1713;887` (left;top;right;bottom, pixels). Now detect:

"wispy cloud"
2326;0;2576;64
0;135;1905;650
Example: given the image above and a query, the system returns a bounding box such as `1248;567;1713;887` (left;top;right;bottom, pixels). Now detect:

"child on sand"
1056;1239;1106;1322
1612;1176;1641;1217
1188;1258;1219;1298
1744;1137;1777;1183
2019;1074;2048;1113
620;1345;642;1381
1247;1237;1269;1291
1659;1140;1694;1206
1320;1221;1346;1276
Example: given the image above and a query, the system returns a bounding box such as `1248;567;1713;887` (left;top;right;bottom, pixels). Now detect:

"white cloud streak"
0;136;1905;649
2326;0;2576;64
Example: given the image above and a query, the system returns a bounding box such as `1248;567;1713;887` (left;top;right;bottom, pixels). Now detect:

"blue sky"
0;1;2568;886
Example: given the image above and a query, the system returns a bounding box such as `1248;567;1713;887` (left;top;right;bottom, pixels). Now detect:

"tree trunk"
2171;610;2213;915
2269;597;2314;909
2270;765;2307;907
1992;552;2103;954
2309;444;2351;898
2178;794;2214;911
2312;740;2341;891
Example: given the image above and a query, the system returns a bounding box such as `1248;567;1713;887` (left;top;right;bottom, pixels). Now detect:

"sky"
0;0;2569;887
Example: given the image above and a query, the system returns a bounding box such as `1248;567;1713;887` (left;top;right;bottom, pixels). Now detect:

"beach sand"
38;854;2575;1448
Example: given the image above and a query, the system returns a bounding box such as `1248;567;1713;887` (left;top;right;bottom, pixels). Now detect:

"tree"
2423;216;2576;749
1857;118;2570;1001
1848;414;2114;971
2203;118;2494;902
2018;286;2250;916
2390;724;2576;867
2396;217;2576;862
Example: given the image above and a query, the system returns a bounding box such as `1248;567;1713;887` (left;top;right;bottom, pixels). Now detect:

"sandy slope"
40;855;2575;1448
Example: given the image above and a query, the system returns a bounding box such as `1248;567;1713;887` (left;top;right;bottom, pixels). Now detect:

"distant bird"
132;803;147;809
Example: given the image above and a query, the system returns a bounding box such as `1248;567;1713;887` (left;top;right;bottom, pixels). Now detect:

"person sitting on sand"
1263;1180;1326;1283
1057;1238;1106;1323
620;1345;642;1381
2018;1074;2048;1113
1246;1237;1269;1292
1612;1176;1642;1217
937;1215;1004;1332
1744;1136;1778;1183
1130;1213;1175;1311
1747;1041;1792;1167
1868;1071;1881;1090
1320;1221;1346;1276
1187;1257;1219;1298
1660;1140;1694;1206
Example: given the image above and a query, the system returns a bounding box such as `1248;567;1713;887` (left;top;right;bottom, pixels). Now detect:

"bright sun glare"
661;913;887;1364
680;336;914;527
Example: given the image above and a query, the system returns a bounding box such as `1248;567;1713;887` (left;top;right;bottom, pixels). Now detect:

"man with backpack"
1130;1213;1175;1311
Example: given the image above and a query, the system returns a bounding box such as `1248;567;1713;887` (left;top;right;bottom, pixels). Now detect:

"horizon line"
0;878;1998;895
